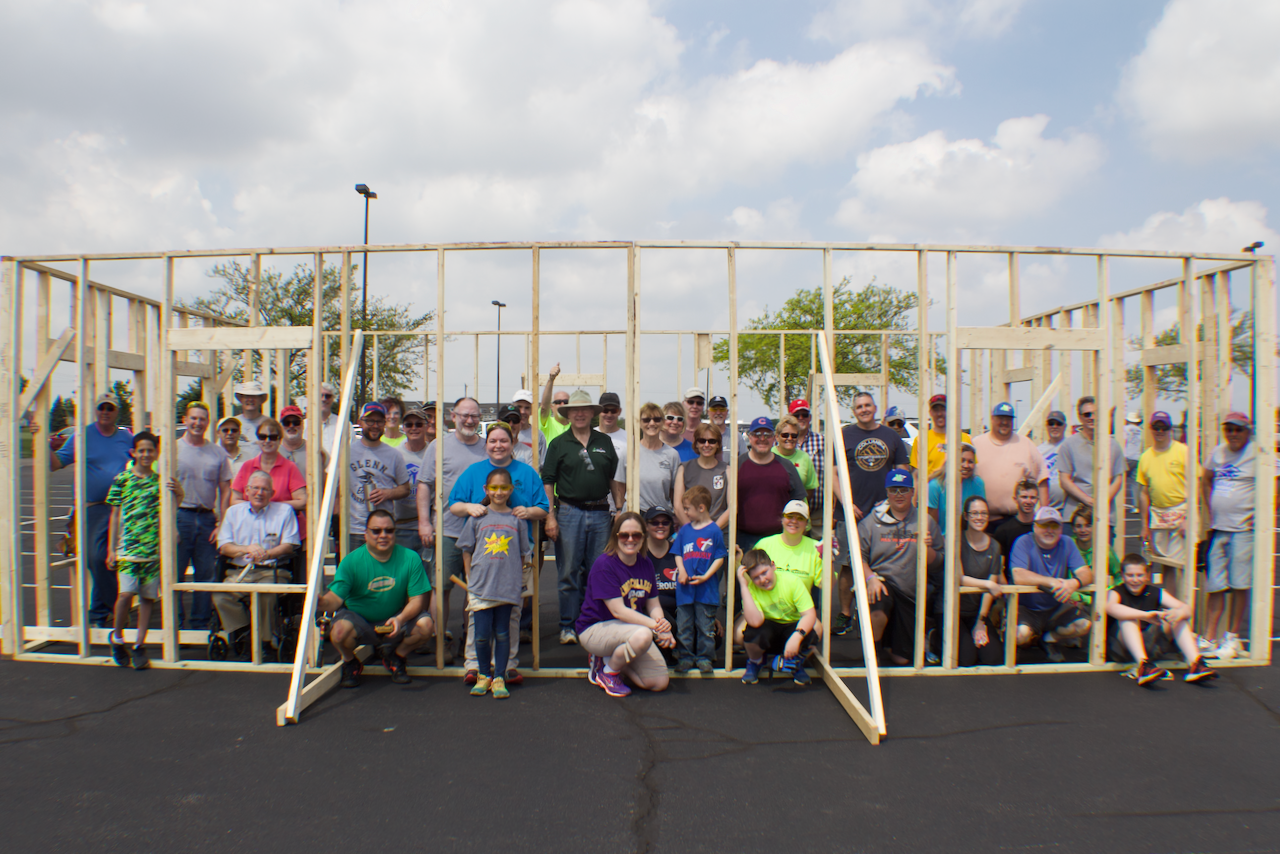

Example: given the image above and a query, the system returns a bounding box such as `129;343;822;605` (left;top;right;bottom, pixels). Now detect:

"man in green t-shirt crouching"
317;509;434;688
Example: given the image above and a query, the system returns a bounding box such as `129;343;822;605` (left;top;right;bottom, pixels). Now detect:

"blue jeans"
473;604;514;679
85;503;116;625
555;504;612;630
177;509;218;629
676;602;716;664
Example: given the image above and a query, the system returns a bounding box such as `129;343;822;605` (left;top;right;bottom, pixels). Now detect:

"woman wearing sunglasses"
773;414;818;513
576;512;676;697
658;401;696;462
672;423;729;531
229;416;309;543
615;402;682;515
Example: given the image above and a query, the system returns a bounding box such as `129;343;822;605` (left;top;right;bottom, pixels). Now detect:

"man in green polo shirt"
317;509;434;688
542;389;623;644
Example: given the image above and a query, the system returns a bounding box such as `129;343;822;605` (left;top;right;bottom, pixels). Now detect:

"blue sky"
3;0;1275;416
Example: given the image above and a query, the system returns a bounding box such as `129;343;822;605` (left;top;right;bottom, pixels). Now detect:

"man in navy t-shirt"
1009;506;1093;660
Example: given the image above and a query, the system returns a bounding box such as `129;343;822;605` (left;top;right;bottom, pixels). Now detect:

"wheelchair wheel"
276;617;298;664
208;634;230;661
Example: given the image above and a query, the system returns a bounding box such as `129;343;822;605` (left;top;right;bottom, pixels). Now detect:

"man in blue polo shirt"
1010;506;1093;661
51;392;135;628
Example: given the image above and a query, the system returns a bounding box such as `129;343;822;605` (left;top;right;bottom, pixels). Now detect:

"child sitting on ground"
106;431;183;670
1105;553;1218;686
672;486;726;673
457;467;531;699
735;547;818;686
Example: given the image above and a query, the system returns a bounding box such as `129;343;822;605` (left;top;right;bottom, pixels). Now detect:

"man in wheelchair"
214;470;301;658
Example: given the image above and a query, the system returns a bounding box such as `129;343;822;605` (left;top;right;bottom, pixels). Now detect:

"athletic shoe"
833;613;853;636
505;669;524;686
1184;657;1219;683
464;669;478;685
384;651;411;684
596;669;631;697
1196;635;1217;656
587;654;602;686
470;675;491;696
490;677;510;699
741;659;763;684
111;638;130;668
559;628;578;645
1042;634;1066;664
791;660;812;686
340;658;363;688
696;659;714;674
1217;633;1243;660
674;659;693;674
130;646;150;670
519;629;533;644
1134;659;1166;686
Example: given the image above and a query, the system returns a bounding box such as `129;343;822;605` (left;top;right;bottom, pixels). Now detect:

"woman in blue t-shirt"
575;512;676;698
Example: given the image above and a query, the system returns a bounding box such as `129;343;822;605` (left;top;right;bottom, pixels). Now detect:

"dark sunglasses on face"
258;434;280;441
641;417;662;424
553;399;569;406
648;518;671;527
1047;420;1064;426
695;438;718;446
1080;411;1096;419
321;393;334;399
367;526;396;536
1224;425;1248;433
282;419;302;427
403;420;426;428
601;408;621;415
98;404;116;412
1151;424;1171;432
777;432;798;439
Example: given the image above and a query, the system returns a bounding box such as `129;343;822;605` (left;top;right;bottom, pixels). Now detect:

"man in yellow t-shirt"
923;394;971;481
1136;410;1195;565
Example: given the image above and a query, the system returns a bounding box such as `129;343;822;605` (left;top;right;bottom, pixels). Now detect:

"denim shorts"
1206;529;1254;592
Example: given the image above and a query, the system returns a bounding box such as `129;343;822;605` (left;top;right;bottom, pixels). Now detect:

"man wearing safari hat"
234;380;269;448
540;389;621;643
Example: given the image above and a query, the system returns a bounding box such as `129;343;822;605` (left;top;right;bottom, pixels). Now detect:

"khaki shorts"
579;620;667;683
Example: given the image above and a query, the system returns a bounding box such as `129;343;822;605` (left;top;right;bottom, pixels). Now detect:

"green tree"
111;379;134;430
182;261;435;406
1125;311;1264;400
175;380;204;423
49;395;67;432
712;277;940;410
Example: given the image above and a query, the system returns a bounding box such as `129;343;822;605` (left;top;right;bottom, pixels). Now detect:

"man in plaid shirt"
791;399;824;537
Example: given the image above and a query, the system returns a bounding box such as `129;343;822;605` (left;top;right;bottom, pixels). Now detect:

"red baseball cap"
788;399;810;414
929;394;947;407
280;405;304;421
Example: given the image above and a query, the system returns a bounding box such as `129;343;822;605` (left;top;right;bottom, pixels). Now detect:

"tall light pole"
492;300;506;410
355;183;377;407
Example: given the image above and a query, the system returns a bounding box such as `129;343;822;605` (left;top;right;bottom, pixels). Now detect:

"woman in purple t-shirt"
576;511;677;697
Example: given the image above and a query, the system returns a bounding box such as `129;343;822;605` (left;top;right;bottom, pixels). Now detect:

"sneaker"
696;659;714;674
833;612;853;636
1185;657;1219;683
674;659;693;674
587;654;602;686
505;669;524;686
111;637;130;668
741;658;763;684
464;669;478;685
130;646;150;670
490;677;510;699
1134;659;1167;686
1042;635;1066;664
519;629;533;644
1196;635;1217;656
791;659;812;686
596;669;631;698
1217;633;1243;660
559;628;578;645
470;675;491;696
384;651;411;684
340;658;363;688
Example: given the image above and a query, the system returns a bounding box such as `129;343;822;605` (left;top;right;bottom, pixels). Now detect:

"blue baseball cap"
991;401;1015;418
884;405;906;424
885;468;914;489
748;416;774;434
360;402;387;419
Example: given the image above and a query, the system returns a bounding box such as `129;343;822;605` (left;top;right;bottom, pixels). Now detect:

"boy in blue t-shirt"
673;486;727;673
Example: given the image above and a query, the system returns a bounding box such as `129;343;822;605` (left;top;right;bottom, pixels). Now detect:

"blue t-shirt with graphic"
673;522;727;606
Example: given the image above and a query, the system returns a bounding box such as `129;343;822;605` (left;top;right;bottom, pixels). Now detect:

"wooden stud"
941;252;960;670
1248;256;1275;662
529;247;541;671
1090;256;1113;666
158;257;180;662
724;246;738;674
33;270;52;627
73;258;90;657
914;249;929;668
435;251;447;671
0;260;18;655
1181;258;1199;606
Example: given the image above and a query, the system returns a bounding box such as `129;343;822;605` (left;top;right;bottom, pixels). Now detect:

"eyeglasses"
794;411;810;418
641;416;662;424
695;438;719;446
486;484;513;493
367;527;396;536
321;393;334;400
1080;411;1096;419
454;412;480;421
1151;425;1171;432
1224;425;1248;433
685;398;704;405
403;420;426;428
220;427;240;434
967;510;989;518
257;434;280;441
282;419;302;427
616;531;644;542
783;514;807;523
553;398;570;405
777;432;798;439
664;415;684;422
97;403;117;412
709;407;728;414
750;431;773;438
601;408;620;415
1047;420;1065;427
886;487;913;496
886;421;904;428
648;518;671;527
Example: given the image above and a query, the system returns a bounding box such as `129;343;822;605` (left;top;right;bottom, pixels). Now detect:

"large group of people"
52;370;1268;698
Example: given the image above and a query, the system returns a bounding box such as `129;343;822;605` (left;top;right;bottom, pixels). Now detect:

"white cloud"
834;115;1104;238
808;0;1024;44
1097;197;1278;254
1117;0;1280;161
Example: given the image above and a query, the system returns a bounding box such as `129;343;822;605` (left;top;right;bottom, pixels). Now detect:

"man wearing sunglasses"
317;509;434;688
1201;412;1261;660
682;388;705;445
1038;410;1069;514
277;405;325;473
50;392;135;628
1058;396;1125;542
737;416;807;553
233;380;269;450
1137;411;1194;570
538;362;572;444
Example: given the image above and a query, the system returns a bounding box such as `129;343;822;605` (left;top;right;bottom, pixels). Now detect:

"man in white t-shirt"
1201;412;1260;660
1038;409;1068;513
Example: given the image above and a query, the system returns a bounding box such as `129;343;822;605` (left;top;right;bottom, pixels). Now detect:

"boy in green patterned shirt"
106;431;183;669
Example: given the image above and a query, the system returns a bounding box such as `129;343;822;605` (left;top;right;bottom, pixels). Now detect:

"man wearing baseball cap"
682;387;706;444
234;380;269;449
789;399;824;522
708;396;746;460
1038;409;1069;513
510;389;548;465
346;401;411;555
1136;410;1196;572
921;394;971;482
1201;412;1258;659
736;416;806;553
598;391;628;465
1009;506;1092;660
277;405;324;473
49;390;135;628
856;469;943;665
972;401;1049;527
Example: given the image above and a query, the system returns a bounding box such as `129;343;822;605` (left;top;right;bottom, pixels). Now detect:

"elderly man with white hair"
215;470;300;653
